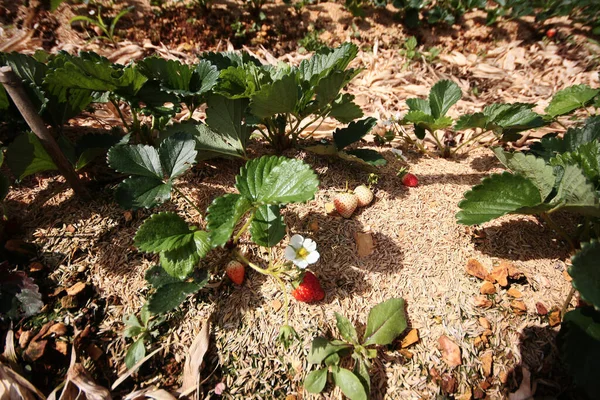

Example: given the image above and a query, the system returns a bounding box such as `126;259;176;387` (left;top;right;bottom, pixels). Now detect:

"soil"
1;0;599;398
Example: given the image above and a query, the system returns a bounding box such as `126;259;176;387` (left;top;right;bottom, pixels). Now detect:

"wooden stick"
0;66;88;198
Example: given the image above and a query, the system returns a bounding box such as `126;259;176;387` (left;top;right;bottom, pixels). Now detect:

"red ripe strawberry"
334;192;358;218
546;28;557;38
354;185;373;207
398;168;418;187
226;260;245;285
291;271;324;303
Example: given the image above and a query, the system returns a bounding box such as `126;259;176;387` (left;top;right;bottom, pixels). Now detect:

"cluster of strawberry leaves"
305;298;407;400
456;83;600;398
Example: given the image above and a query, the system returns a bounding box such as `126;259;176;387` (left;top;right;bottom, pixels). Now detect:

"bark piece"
466;259;488;280
438;335;462;367
400;329;419;348
480;282;496;295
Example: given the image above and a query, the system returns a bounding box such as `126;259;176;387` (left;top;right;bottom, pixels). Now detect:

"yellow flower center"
296;247;309;259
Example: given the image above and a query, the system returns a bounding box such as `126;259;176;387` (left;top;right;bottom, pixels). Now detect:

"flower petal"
290;234;304;248
303;238;317;252
294;259;309;269
306;251;320;264
284;246;297;261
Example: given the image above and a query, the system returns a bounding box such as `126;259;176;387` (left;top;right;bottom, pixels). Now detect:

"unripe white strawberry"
354;185;373;207
334;193;358;218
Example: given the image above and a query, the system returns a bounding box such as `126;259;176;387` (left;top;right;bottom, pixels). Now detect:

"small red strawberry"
546;28;557;38
354;185;373;207
291;271;324;303
398;168;418;187
334;192;358;218
226;260;245;285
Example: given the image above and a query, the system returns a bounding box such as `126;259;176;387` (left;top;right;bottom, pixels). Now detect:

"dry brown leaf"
562;270;572;282
53;341;69;356
480;282;496;295
24;340;47;362
0;362;45;400
399;349;413;359
499;371;509;384
125;388;177;400
511;300;527;315
548;310;561;327
66;282;86;296
466;259;488;280
19;331;34;349
180;318;210;397
473;296;492;308
489;265;509;287
478;317;491;330
535;302;548;315
508;367;535;400
86;344;103;361
504;262;523;279
44;323;68;338
507;288;523;298
354;232;375;257
400;329;419;348
53;363;111;400
481;352;493;376
438;335;462;367
440;374;458;394
3;329;17;364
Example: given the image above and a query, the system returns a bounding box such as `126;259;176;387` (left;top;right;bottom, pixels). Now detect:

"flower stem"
233;213;255;244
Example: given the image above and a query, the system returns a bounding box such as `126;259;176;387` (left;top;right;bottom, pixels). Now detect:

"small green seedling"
70;6;133;44
123;304;166;369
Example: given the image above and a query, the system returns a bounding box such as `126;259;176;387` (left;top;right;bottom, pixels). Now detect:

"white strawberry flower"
284;234;320;269
390;148;407;162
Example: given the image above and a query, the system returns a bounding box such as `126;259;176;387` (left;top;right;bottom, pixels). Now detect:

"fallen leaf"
481;334;489;344
508;367;535;400
438;335;462;367
399;349;413;359
400;329;419;348
473;296;492;308
44;323;68;338
478;317;491;330
499;371;509;384
548;310;561;327
324;202;336;214
24;340;47;362
473;337;484;348
53;341;69;356
66;282;86;296
86;344;103;361
0;362;46;399
507;288;523;298
19;331;34;349
480;281;496;295
441;373;458;394
481;351;493;376
511;300;527;315
562;270;572;282
466;259;488;280
489;264;509;287
180;318;210;396
535;302;548;315
480;379;492;390
55;363;112;400
503;262;523;279
354;232;375;257
270;299;282;312
124;387;176;400
60;296;78;309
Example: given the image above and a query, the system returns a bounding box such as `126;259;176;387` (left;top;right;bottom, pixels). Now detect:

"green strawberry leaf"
428;79;462;119
304;368;328;394
158;132;198;179
363;298;407;346
315;71;347;107
545;84;600;118
134;212;196;253
6;132;57;180
205;95;251;156
206;194;253;247
250;74;299;118
250;204;286;247
216;65;258;99
333;117;377;150
108;144;163;178
569;240;600;309
550;141;600;187
552;164;600;215
236;156;319;205
332;367;368;400
456;172;548;225
162;121;246;160
557;307;600;399
493;149;555;201
298;42;358;85
0;85;8;110
115;176;172;210
329;93;363;123
145;264;181;289
125;337;146;370
308;337;352;365
345;149;387;167
160;230;210;279
529;116;600;160
335;312;359;345
147;280;204;315
406;98;431;114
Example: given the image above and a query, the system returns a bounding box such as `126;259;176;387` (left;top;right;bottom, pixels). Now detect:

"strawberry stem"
233;211;256;244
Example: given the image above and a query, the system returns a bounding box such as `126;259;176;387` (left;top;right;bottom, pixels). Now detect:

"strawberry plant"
70;6;133;44
305;298;407;400
0;261;43;321
128;155;320;348
122;303;166;369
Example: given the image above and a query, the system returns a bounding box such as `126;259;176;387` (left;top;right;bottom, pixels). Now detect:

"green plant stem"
541;212;576;252
172;186;203;218
275;275;290;325
451;129;492;155
233;213;255;244
430;129;447;155
561;286;576;317
111;98;130;131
